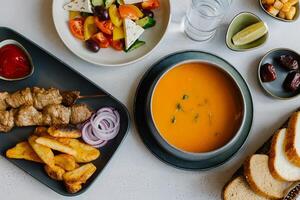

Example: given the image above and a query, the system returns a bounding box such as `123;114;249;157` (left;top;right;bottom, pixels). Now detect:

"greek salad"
64;0;160;53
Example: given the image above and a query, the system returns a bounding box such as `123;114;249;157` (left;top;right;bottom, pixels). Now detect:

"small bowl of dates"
258;48;300;99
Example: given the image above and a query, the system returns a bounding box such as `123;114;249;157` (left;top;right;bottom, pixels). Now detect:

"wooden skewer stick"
61;91;106;106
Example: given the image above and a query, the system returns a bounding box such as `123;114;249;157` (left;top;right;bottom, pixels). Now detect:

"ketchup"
0;44;31;79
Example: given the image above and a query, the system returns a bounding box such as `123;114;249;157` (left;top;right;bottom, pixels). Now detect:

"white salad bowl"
52;0;171;67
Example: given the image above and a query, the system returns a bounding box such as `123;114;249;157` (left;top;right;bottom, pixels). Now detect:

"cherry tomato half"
110;40;124;51
92;32;110;48
142;0;160;10
69;18;85;40
94;17;114;35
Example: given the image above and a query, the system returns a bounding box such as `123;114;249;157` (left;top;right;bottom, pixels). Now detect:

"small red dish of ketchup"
0;40;34;81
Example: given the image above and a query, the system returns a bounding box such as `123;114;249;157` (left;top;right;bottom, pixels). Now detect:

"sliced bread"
223;176;269;200
285;112;300;166
269;128;300;181
244;154;292;199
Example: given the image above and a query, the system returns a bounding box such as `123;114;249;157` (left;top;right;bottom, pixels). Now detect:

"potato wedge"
54;154;76;171
28;136;55;167
44;165;65;181
65;181;82;193
63;163;96;183
75;163;80;169
6;141;43;163
48;125;81;138
57;138;100;163
35;137;77;156
79;164;96;184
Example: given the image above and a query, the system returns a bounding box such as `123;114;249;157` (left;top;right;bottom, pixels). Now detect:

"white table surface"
0;0;300;199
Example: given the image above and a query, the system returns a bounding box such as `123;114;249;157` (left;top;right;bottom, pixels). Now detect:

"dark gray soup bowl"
144;60;248;161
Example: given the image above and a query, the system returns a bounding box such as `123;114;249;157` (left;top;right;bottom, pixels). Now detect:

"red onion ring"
80;107;120;148
81;123;107;148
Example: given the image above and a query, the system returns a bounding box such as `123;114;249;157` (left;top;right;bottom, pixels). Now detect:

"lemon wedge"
232;21;268;46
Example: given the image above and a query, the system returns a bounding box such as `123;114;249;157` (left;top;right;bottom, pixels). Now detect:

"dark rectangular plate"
0;27;130;196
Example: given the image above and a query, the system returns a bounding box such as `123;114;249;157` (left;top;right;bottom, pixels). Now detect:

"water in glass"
184;0;230;42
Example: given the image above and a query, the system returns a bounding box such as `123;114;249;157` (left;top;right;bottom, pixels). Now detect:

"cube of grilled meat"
0;110;14;132
61;91;80;107
5;88;33;108
32;87;63;110
43;104;71;125
70;104;92;125
15;106;43;127
0;92;8;111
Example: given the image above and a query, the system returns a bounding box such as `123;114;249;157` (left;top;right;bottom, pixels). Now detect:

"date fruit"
279;55;299;70
283;71;300;92
260;63;277;82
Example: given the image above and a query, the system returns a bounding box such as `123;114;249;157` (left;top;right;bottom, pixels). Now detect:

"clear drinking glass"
184;0;231;42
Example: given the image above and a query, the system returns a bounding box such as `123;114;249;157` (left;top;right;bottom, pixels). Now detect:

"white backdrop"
0;0;299;199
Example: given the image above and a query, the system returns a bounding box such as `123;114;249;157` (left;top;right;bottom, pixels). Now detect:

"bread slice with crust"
223;176;269;200
269;128;300;181
285;112;300;166
244;154;292;199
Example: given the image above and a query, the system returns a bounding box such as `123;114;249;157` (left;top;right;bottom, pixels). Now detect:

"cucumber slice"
136;17;156;29
104;0;116;8
125;40;145;52
91;0;104;6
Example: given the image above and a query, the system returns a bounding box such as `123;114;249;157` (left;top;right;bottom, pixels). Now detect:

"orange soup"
151;62;243;153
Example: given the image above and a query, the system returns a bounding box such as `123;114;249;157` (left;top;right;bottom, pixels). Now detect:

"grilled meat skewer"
1;87;106;110
0;104;92;133
5;87;62;110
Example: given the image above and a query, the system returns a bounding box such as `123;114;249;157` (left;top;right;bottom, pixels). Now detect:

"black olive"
142;9;154;18
260;63;277;82
283;71;300;92
94;6;110;20
85;39;100;52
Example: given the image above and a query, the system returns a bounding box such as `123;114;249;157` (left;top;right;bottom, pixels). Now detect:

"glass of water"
184;0;231;42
